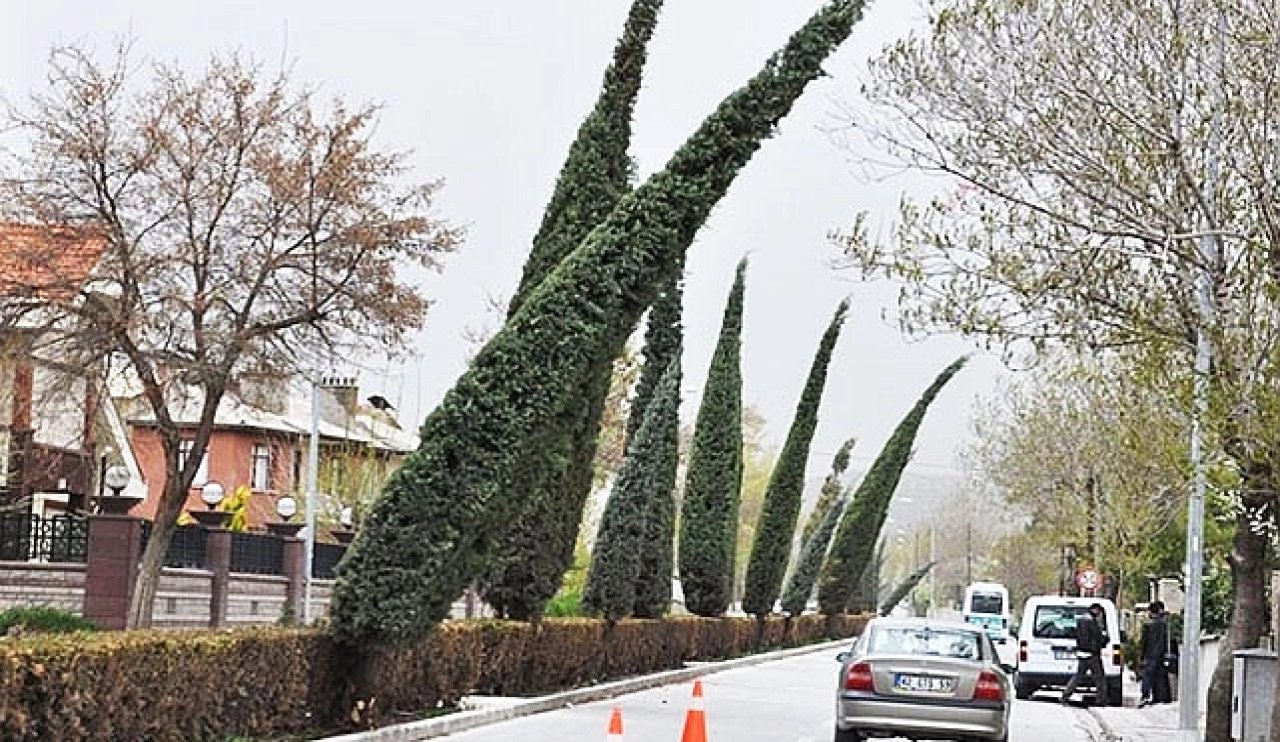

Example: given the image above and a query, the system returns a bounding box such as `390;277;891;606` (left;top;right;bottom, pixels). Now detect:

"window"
868;626;983;660
178;439;208;486
251;444;272;491
970;593;1004;615
1032;605;1109;640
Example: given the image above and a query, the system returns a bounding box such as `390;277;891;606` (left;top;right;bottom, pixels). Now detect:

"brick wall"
226;573;288;626
0;562;85;613
150;568;213;629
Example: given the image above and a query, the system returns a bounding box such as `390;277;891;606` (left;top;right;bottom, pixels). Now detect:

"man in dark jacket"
1062;603;1109;706
1140;601;1173;705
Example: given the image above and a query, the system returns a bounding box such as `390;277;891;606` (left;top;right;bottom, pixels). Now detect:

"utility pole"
1180;6;1224;734
302;379;320;624
965;522;972;587
929;526;936;618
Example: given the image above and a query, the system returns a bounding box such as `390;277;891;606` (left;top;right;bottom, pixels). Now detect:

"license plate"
1054;649;1075;660
893;674;955;694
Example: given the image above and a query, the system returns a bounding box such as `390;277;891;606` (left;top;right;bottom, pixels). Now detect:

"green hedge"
0;614;867;740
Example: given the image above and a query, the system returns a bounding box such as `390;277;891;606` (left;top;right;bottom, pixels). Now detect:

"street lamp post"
200;481;225;510
190;481;232;528
267;495;304;538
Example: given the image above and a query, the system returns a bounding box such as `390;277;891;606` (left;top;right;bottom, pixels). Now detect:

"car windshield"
1033;605;1110;640
970;593;1004;614
868;626;984;660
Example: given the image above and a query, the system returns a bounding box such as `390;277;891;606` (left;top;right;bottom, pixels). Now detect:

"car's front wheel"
833;725;864;742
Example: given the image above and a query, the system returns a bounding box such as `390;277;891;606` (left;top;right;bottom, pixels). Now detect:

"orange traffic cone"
679;679;707;742
607;706;624;742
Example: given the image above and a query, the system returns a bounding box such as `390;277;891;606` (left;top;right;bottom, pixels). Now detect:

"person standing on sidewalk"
1062;603;1109;706
1139;601;1173;706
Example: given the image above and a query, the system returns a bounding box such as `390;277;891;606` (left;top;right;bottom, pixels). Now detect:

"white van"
1014;595;1124;705
963;582;1012;644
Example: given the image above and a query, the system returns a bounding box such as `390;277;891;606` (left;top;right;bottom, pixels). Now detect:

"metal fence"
0;512;352;577
140;522;209;570
230;531;284;575
0;513;88;563
312;542;346;579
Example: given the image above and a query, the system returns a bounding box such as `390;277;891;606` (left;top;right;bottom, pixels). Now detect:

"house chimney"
321;376;359;416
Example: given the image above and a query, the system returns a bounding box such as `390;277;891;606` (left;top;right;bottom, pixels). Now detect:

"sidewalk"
1088;703;1191;742
1073;670;1201;742
315;637;855;742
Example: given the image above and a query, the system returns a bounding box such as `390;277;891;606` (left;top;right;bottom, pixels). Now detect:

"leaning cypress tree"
678;260;747;617
583;359;680;620
780;480;850;616
481;0;665;620
332;0;871;645
627;272;684;445
799;437;856;548
631;276;683;618
817;356;968;616
849;541;887;614
777;435;854;615
742;300;849;617
879;561;936;617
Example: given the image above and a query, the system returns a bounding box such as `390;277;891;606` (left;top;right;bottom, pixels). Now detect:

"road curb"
314;637;854;742
1084;707;1120;742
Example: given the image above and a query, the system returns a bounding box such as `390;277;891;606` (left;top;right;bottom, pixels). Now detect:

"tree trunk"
1205;506;1268;742
126;478;189;628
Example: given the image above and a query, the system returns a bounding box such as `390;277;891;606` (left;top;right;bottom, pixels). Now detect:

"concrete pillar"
82;515;143;630
281;537;305;623
206;528;231;628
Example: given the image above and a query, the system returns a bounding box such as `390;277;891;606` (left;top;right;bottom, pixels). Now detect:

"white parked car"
1014;595;1124;705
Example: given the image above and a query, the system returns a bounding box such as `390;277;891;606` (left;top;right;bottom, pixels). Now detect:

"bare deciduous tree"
0;44;460;627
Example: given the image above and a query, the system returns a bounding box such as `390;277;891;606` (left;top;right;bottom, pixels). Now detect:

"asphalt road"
438;646;1097;742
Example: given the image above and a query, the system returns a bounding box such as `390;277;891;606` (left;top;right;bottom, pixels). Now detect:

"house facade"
120;377;417;530
0;224;109;515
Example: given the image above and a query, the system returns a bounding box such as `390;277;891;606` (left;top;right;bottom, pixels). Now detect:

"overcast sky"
3;0;1008;482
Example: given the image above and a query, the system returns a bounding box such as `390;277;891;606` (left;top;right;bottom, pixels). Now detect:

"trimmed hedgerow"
332;0;871;646
583;359;681;619
0;616;868;740
818;357;968;615
742;300;849;617
678;259;747;617
483;0;666;622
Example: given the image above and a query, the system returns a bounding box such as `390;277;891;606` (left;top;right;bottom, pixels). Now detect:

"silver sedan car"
834;617;1014;742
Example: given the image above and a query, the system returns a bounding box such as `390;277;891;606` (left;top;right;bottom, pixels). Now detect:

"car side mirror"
836;651;850;663
1000;663;1016;674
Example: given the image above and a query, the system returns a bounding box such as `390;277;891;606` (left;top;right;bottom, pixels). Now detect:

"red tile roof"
0;222;108;301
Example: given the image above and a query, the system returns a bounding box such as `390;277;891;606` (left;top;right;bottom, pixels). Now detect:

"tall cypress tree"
817;356;968;616
879;561;936;616
780;480;850;616
799;437;856;548
678;259;747;617
631;274;683;618
583;359;680;620
331;0;872;645
481;0;664;619
627;272;684;445
848;538;885;614
742;300;849;616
